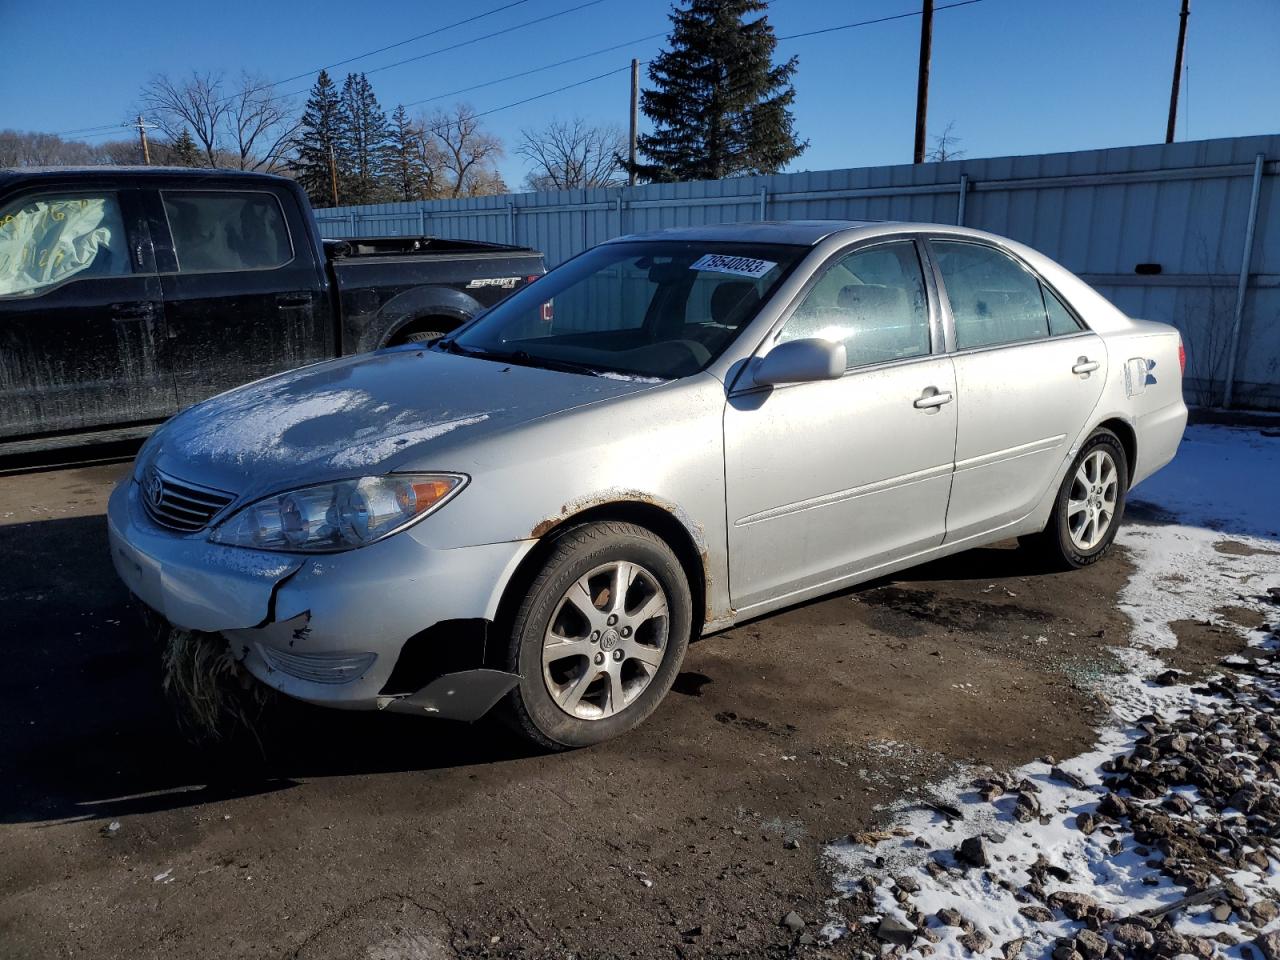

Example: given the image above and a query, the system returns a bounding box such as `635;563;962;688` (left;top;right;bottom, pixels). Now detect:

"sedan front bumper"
108;479;534;716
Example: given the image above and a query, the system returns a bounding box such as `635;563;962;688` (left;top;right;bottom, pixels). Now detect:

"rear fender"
349;285;485;353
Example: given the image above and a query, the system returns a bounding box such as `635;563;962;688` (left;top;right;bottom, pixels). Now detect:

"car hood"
149;347;661;498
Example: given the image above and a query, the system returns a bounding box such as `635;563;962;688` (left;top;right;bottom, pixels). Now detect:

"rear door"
0;186;171;440
929;238;1106;542
146;186;330;406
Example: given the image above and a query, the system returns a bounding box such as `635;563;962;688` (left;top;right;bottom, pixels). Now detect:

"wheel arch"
489;500;709;665
383;313;463;346
1094;416;1138;488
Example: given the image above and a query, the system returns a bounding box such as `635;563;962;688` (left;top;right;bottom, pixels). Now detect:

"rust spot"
530;517;558;539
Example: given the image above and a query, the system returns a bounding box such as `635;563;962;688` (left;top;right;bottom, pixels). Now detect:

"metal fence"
315;134;1280;410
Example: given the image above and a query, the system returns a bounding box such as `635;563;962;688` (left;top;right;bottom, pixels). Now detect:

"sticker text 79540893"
689;254;777;279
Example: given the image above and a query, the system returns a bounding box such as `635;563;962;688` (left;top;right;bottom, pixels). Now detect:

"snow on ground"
823;424;1280;958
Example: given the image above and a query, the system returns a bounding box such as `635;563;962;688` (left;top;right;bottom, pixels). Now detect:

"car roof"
613;220;879;246
0;166;291;189
612;219;1042;249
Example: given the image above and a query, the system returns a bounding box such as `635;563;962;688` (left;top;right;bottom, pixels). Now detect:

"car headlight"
209;474;466;552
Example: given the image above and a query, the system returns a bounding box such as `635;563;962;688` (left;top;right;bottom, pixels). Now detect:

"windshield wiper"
452;346;600;377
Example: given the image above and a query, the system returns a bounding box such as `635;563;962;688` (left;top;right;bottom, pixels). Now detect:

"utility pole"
135;115;152;165
328;142;340;206
1165;0;1190;143
913;0;934;163
628;58;640;186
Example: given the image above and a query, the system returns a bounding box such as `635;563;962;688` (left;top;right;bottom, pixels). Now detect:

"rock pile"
834;621;1280;958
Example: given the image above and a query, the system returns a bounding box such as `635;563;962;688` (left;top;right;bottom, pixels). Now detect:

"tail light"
1178;341;1186;373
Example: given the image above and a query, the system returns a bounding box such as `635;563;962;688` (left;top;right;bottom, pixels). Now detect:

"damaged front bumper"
107;479;534;721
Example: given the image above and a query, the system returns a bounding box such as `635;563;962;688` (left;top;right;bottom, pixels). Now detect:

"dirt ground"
0;461;1236;959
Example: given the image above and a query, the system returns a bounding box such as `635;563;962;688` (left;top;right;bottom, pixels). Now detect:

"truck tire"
502;521;692;750
401;329;445;344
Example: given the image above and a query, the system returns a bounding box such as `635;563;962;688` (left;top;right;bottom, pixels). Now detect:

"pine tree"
338;73;392;204
387;105;432;201
168;128;202;167
294;70;344;206
632;0;806;182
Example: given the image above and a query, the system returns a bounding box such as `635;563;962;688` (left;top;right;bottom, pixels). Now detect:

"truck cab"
0;167;543;455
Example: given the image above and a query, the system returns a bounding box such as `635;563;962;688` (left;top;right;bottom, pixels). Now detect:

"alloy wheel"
541;561;670;720
1067;449;1119;552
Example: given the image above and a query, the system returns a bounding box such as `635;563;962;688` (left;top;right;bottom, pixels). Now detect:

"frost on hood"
165;379;490;472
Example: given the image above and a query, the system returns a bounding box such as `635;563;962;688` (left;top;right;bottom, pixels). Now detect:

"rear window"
162;191;292;273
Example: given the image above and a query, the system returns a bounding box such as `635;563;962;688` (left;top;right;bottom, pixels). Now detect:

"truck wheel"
399;329;445;344
502;522;692;750
1021;428;1128;570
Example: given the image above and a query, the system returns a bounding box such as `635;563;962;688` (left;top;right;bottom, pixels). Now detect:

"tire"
399;329;446;345
1021;427;1129;570
502;521;692;750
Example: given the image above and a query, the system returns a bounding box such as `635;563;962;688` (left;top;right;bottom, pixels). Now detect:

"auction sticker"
689;254;777;279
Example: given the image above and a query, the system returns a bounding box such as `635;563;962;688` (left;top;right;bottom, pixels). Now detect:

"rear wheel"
503;522;692;750
1022;428;1128;569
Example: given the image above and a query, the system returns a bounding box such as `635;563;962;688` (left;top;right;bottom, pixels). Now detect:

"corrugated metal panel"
313;134;1280;408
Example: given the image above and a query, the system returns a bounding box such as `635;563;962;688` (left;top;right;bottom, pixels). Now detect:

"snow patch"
823;423;1280;957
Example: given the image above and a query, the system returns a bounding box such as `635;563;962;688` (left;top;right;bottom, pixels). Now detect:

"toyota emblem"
144;469;164;507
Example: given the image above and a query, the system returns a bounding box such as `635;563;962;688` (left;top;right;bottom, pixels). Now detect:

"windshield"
450;240;807;379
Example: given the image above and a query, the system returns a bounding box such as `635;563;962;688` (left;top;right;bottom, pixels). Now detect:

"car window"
454;240;805;379
0;193;131;297
932;240;1050;349
1043;283;1082;336
162;191;292;273
778;240;931;368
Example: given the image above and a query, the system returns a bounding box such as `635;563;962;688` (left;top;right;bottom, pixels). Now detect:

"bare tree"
517;117;627;191
140;71;297;170
141;72;228;165
227;72;299;172
418;104;505;198
0;129;131;167
926;121;965;163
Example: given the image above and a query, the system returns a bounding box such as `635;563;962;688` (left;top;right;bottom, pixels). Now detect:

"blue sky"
4;0;1278;188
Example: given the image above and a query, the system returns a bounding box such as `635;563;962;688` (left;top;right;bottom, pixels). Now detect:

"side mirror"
754;338;846;386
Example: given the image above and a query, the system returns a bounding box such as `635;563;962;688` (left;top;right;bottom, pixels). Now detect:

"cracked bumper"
107;479;534;715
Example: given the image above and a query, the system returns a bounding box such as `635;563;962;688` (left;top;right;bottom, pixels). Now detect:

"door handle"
913;388;953;410
110;302;155;322
276;292;311;308
1072;357;1100;376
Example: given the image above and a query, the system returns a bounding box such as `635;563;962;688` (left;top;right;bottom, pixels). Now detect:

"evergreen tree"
293;70;344;206
168;128;202;167
632;0;806;182
387;105;432;201
338;73;392;204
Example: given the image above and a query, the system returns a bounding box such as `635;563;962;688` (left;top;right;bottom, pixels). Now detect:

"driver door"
724;238;958;613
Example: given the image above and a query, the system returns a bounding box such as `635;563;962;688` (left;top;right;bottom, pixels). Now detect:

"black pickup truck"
0;167;544;454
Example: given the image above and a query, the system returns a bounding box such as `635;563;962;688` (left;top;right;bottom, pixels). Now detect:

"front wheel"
502;522;692;750
1022;428;1129;570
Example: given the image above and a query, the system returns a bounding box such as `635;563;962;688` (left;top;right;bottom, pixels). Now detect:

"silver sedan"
109;221;1187;748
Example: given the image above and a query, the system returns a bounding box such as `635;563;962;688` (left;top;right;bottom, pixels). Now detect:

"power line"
50;0;987;144
473;64;634;119
354;0;612;83
47;122;130;137
462;0;988;122
778;0;985;42
267;0;536;91
402;32;667;109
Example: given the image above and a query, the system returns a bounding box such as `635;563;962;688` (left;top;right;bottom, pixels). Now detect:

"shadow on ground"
0;514;545;826
0;512;1133;827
